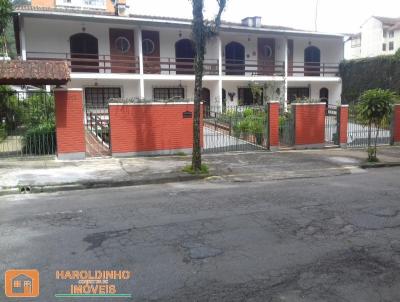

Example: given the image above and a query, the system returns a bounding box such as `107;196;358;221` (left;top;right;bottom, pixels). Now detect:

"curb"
359;162;400;169
0;174;208;197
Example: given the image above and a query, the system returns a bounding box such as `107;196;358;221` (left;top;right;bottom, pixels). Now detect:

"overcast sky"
129;0;400;34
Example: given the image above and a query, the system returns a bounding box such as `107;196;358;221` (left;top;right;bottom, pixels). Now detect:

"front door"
225;42;245;75
109;28;136;73
142;30;160;74
257;38;275;75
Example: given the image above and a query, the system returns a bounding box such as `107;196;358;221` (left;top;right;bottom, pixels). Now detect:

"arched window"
70;33;99;72
304;46;320;76
175;39;196;75
320;87;329;106
225;42;245;75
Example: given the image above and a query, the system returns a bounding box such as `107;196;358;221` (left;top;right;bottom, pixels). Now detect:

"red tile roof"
0;60;70;85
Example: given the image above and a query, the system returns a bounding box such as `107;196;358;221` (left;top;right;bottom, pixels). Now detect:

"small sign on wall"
183;111;193;118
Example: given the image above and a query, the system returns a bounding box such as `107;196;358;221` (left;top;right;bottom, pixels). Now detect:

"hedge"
340;49;400;104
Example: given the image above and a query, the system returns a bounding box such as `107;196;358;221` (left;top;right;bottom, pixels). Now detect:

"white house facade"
345;16;400;59
13;0;344;112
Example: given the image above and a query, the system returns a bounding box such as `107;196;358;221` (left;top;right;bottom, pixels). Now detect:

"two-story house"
345;16;400;59
12;0;344;113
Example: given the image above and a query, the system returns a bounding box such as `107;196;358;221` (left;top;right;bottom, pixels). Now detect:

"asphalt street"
1;167;400;301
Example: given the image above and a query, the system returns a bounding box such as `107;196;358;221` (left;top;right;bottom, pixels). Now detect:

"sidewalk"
1;146;399;195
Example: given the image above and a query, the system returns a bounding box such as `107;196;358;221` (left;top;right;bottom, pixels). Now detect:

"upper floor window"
56;0;106;9
389;41;394;51
389;31;395;38
383;30;387;38
383;43;387;51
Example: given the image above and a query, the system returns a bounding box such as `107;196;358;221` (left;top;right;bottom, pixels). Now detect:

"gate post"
337;105;349;148
267;101;280;151
54;88;86;160
391;104;400;145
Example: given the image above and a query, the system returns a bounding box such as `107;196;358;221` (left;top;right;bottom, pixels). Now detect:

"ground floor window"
153;87;185;100
238;87;264;106
288;87;310;103
84;87;121;108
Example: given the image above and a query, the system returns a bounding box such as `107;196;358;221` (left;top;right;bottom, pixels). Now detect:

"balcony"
289;62;339;77
222;59;285;76
27;52;140;74
26;52;340;77
143;57;219;75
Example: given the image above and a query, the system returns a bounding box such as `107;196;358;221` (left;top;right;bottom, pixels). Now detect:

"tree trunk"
191;0;205;172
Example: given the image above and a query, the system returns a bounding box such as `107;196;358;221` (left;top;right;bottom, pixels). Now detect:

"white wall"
360;17;384;57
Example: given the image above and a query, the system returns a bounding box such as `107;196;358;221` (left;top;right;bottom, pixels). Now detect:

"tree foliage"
357;89;397;161
0;0;12;56
340;55;400;103
190;0;226;172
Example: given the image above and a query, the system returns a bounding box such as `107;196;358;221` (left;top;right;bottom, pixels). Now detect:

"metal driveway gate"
0;90;56;158
279;108;294;147
203;106;269;153
347;107;391;148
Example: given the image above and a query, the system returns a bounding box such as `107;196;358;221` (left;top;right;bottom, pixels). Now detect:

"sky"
128;0;400;34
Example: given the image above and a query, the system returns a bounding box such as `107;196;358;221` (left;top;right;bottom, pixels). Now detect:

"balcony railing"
289;62;339;77
27;52;140;74
143;57;219;75
222;59;285;76
26;52;339;77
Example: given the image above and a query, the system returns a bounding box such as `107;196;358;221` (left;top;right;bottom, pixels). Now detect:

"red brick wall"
293;103;326;146
339;105;349;145
393;104;400;144
268;102;280;149
109;103;202;154
54;89;85;155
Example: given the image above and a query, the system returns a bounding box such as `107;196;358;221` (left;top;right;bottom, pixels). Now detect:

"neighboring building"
12;0;344;112
345;16;400;59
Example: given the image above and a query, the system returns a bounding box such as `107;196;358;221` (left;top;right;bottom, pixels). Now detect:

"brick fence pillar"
292;103;326;149
267;101;280;151
337;105;349;148
54;88;86;160
391;104;400;145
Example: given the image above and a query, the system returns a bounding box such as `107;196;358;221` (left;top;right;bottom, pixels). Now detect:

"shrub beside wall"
340;50;400;103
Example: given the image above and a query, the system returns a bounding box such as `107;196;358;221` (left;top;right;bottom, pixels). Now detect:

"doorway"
304;46;320;76
175;39;196;74
225;42;245;75
70;33;99;73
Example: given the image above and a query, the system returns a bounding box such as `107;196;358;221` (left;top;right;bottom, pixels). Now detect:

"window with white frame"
389;31;395;38
56;0;106;9
389;41;394;51
383;43;387;51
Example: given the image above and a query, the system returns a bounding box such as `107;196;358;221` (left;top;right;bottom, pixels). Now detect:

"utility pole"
314;0;319;31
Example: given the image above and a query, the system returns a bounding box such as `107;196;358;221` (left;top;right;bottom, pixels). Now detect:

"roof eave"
14;9;344;38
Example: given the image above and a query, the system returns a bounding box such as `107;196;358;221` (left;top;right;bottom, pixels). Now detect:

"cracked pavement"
0;167;400;301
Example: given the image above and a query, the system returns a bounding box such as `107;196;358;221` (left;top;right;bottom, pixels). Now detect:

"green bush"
23;122;56;155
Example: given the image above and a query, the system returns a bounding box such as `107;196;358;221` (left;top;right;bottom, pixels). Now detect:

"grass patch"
182;164;209;175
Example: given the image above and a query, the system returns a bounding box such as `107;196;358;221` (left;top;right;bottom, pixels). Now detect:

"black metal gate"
279;108;294;147
325;105;339;146
347;107;391;148
0;89;56;158
203;106;269;153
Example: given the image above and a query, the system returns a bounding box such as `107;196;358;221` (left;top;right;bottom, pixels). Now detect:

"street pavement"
0;167;400;301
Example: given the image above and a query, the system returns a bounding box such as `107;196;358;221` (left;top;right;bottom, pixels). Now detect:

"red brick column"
54;88;86;160
268;101;280;151
338;105;349;148
109;102;199;156
293;103;326;149
392;104;400;145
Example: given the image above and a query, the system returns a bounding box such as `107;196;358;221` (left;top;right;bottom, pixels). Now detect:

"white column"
137;28;145;99
217;36;223;112
19;15;27;60
283;37;288;112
